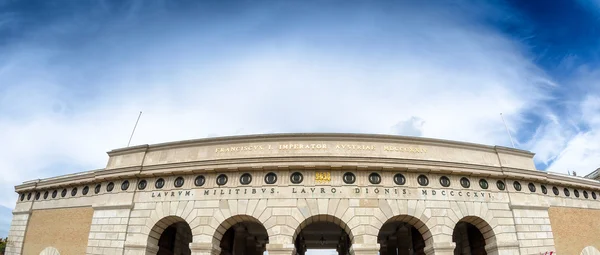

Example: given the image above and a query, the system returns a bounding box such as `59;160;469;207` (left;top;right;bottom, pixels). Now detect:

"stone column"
233;226;247;255
396;226;412;255
423;243;455;255
350;244;380;255
266;243;295;255
380;242;388;255
190;242;222;255
387;237;396;255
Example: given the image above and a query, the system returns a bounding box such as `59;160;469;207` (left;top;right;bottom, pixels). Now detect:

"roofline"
107;132;535;157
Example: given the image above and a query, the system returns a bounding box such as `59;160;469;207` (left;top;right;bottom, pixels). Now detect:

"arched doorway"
148;216;193;255
452;217;491;255
293;215;352;255
216;216;268;255
378;216;429;255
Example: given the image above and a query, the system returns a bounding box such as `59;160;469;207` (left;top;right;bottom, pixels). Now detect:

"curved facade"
6;133;600;255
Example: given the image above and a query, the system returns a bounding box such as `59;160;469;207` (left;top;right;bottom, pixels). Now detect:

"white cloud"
546;95;600;176
1;0;592;236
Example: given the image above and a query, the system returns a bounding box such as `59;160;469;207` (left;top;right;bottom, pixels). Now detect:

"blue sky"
0;0;599;239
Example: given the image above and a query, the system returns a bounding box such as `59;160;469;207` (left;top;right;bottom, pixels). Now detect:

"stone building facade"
6;133;600;255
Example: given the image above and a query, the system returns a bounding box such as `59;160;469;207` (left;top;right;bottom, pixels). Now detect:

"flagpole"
127;111;143;147
500;113;516;148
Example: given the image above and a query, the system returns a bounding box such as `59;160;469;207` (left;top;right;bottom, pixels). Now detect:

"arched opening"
39;247;60;255
452;216;492;255
148;216;193;255
215;216;268;255
378;215;430;255
293;215;352;255
581;246;600;255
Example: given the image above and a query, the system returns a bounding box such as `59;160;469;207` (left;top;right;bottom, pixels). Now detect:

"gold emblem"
315;172;331;184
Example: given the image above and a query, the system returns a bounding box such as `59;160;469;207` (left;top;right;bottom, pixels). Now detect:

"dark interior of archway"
452;222;486;255
377;221;425;255
220;222;268;255
157;222;192;255
295;221;351;255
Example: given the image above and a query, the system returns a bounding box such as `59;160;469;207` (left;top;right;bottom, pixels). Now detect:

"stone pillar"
380;242;388;255
350;244;380;255
233;226;247;255
266;243;295;255
387;237;396;255
423;243;455;255
396;225;414;255
190;242;222;255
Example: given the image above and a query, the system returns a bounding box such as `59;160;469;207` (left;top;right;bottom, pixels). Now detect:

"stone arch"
379;214;433;248
453;215;496;255
375;200;435;246
455;216;496;247
212;214;268;246
39;247;60;255
292;214;354;243
141;201;200;239
147;215;192;253
582;246;600;255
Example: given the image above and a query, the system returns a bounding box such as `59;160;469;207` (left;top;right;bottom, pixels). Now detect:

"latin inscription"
215;143;426;153
150;187;497;201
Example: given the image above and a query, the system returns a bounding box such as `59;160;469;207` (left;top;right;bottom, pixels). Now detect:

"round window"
439;176;451;187
513;181;522;191
216;174;228;186
138;180;147;190
583;190;589;199
83;186;89;195
417;175;429;186
174;177;185;188
155;178;165;189
564;188;570;197
94;184;101;194
122;180;130;191
27;193;31;200
240;173;252;185
43;191;49;199
479;179;488;189
394;174;406;185
61;189;67;197
290;172;303;184
528;183;536;193
460;177;470;188
107;182;114;192
369;173;381;184
541;185;547;194
20;193;24;201
71;187;77;196
194;175;205;186
552;186;559;196
342;172;355;184
574;189;580;198
52;190;58;198
593;192;597;200
265;173;278;184
35;192;40;200
496;180;506;190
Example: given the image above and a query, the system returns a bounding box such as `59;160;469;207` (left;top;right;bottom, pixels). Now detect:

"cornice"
16;156;600;191
494;146;535;157
107;144;148;157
